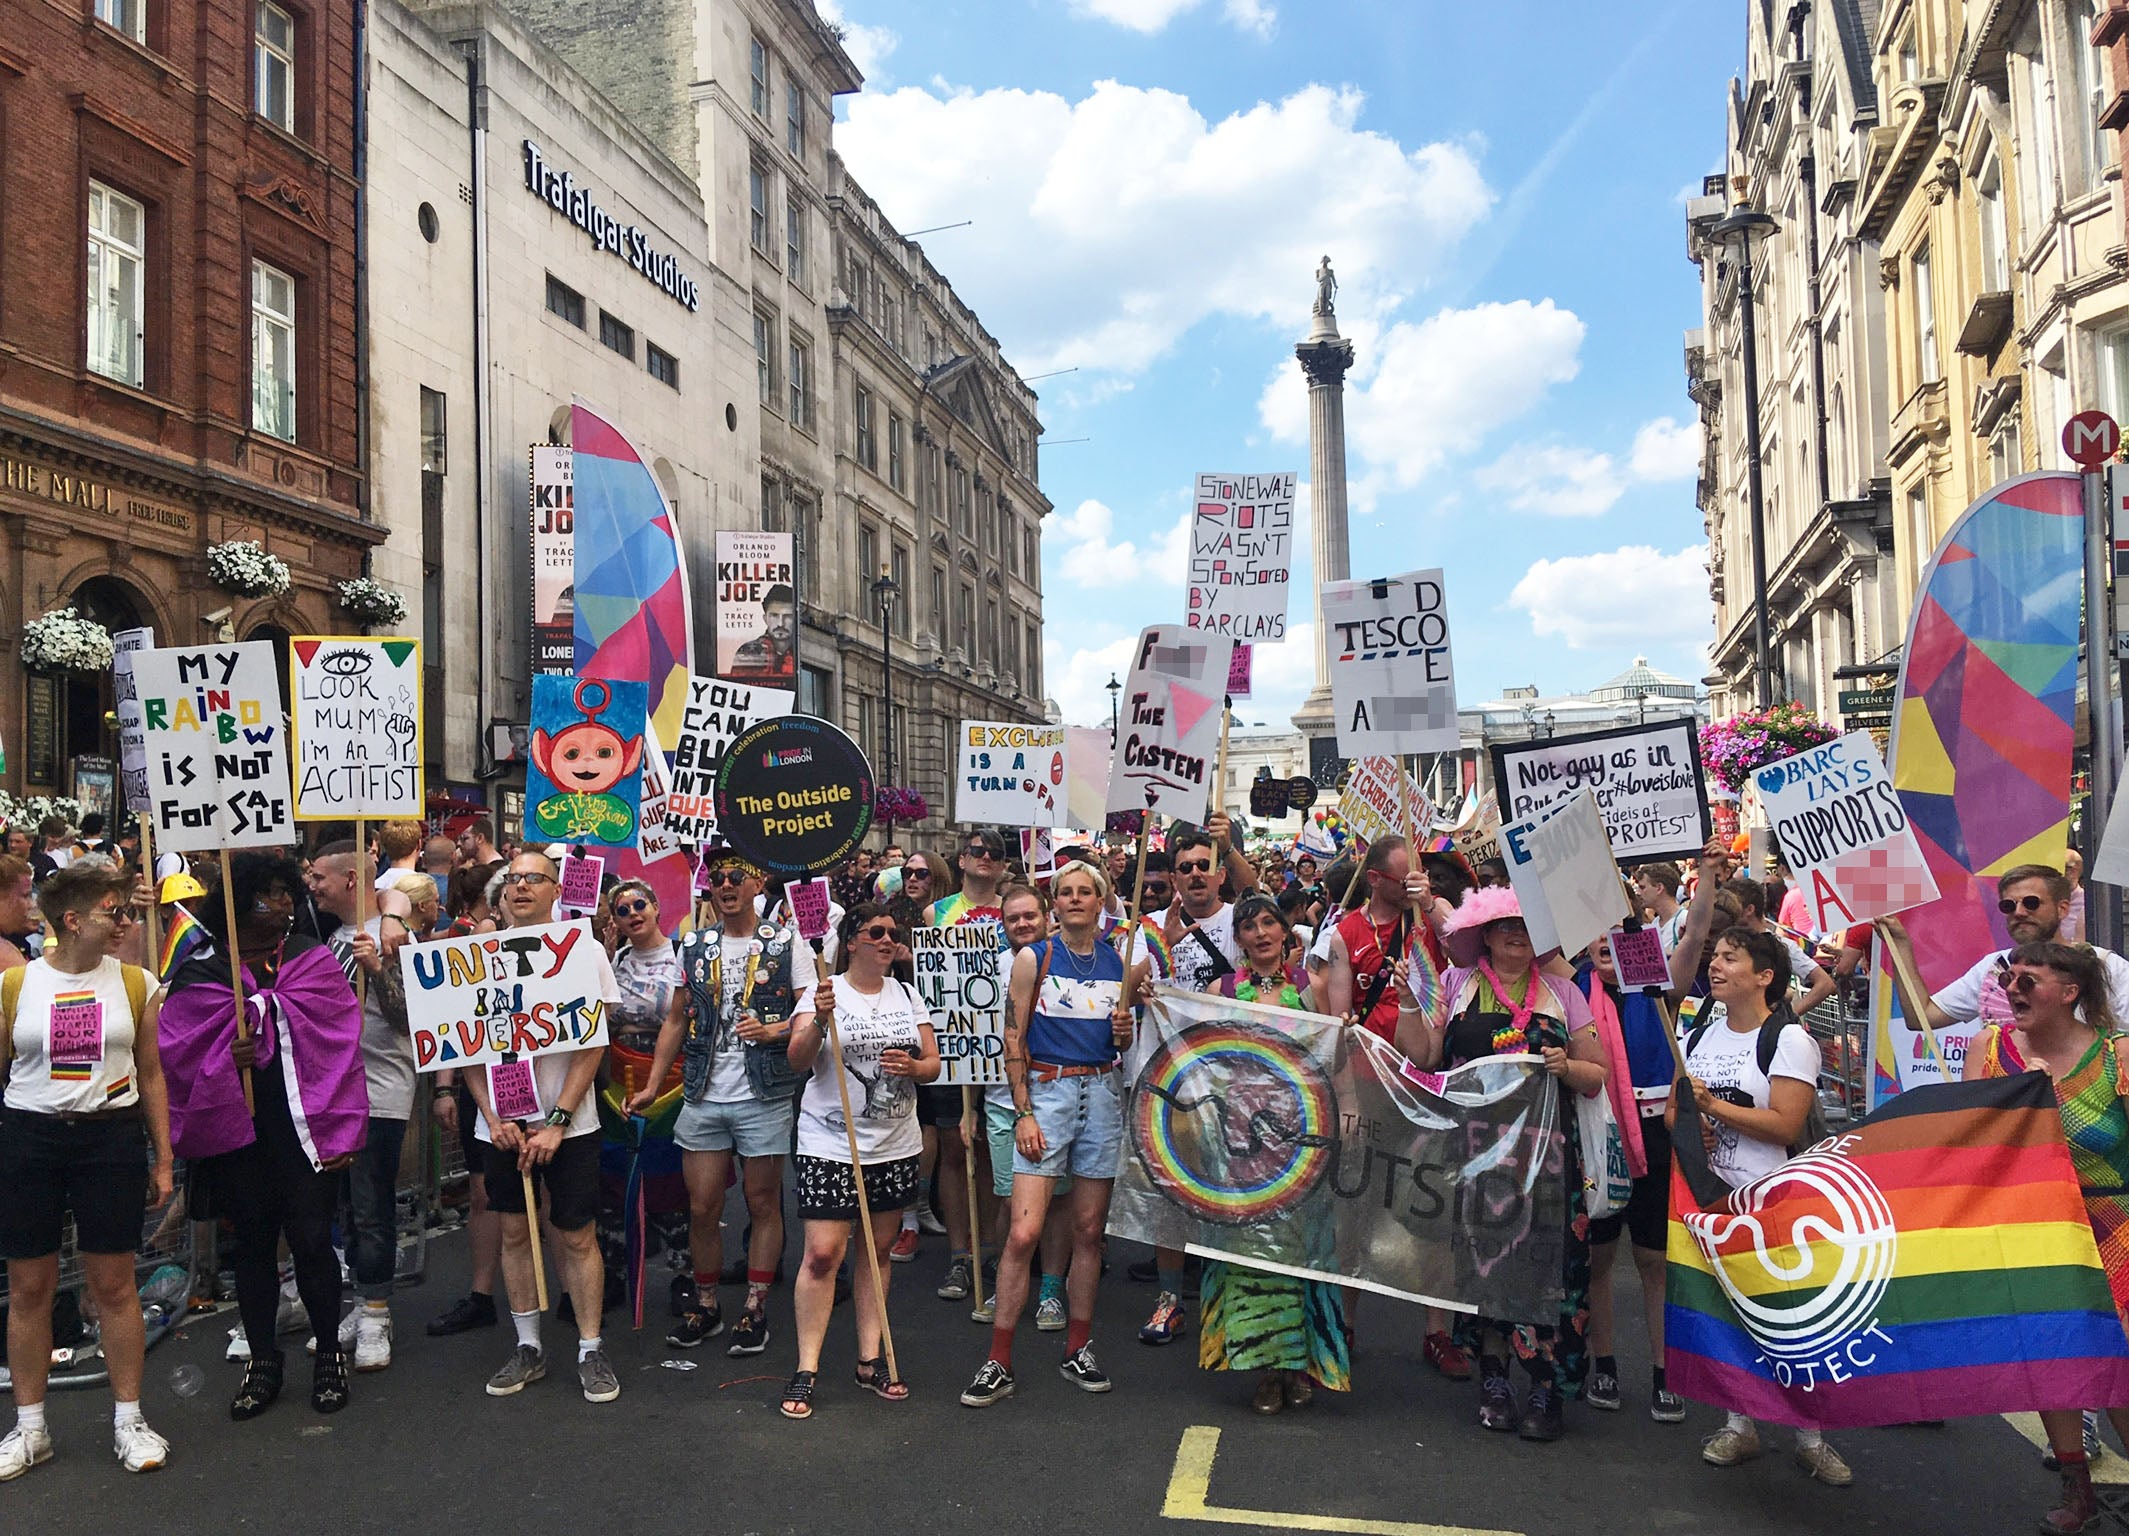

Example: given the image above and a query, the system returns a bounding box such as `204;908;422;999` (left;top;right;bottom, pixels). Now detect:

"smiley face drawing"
528;678;646;844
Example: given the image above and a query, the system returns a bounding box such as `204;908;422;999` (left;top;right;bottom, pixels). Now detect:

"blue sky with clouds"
824;0;1741;731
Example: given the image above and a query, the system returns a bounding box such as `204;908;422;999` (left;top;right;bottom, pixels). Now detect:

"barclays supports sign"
523;140;700;312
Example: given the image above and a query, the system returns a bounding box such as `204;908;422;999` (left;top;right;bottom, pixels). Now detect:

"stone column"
1291;305;1355;744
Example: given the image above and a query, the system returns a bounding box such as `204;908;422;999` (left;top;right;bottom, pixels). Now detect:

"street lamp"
1711;203;1780;709
1543;710;1556;738
1106;672;1121;744
872;566;898;832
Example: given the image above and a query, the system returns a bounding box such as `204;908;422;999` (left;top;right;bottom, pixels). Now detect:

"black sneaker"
665;1304;724;1348
1478;1357;1515;1432
726;1306;769;1357
1586;1367;1622;1412
669;1274;698;1318
1059;1343;1113;1393
1516;1381;1564;1442
1651;1388;1687;1424
960;1359;1015;1408
425;1293;496;1337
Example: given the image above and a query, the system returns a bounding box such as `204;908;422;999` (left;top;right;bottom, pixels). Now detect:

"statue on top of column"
1312;255;1337;317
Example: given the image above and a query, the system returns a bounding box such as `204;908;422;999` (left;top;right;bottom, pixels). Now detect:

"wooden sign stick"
1214;703;1233;853
523;1159;550;1313
961;1085;986;1315
355;816;368;1015
218;847;255;1115
812;943;899;1384
139;819;162;974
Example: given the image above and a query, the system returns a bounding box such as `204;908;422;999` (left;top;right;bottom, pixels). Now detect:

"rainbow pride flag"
1666;1071;2129;1429
158;904;208;981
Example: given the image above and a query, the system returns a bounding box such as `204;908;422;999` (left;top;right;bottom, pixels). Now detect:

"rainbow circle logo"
1132;1022;1337;1226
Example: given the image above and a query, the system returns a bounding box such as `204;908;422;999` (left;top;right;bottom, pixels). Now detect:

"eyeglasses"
856;922;901;942
1999;895;2049;915
614;898;652;916
964;844;1003;861
93;905;141;925
1142;881;1173;899
2005;970;2045;995
1174;859;1215;875
906;867;933;880
501;872;554;887
702;870;750;888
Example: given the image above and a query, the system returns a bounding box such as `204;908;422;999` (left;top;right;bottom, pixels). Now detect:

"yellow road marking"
2002;1413;2129;1484
1161;1425;1525;1536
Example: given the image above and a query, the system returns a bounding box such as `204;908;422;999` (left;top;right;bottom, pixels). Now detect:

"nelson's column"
1292;255;1356;781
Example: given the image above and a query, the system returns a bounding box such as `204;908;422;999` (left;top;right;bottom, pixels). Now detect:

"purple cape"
158;938;370;1165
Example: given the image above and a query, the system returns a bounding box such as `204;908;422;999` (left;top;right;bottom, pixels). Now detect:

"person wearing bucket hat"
1420;884;1609;1444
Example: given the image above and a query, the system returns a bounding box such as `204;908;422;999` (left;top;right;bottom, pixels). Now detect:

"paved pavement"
3;1203;2113;1535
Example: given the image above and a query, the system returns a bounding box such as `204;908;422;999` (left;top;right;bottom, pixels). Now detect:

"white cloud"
1474;446;1625;517
838;82;1492;375
1507;545;1712;649
1045;629;1145;730
815;0;898;81
1222;0;1277;39
1628;415;1701;481
1048;497;1192;586
1067;0;1275;35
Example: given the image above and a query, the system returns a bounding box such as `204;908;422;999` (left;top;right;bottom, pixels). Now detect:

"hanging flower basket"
207;539;292;599
876;786;929;824
1698;703;1841;795
335;577;408;627
20;794;84;831
20;608;115;676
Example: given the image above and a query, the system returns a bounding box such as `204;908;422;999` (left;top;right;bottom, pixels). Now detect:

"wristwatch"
543;1107;573;1129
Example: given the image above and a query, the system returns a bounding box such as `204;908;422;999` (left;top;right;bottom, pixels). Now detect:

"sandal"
855;1356;910;1402
230;1348;285;1421
780;1369;818;1420
311;1347;350;1415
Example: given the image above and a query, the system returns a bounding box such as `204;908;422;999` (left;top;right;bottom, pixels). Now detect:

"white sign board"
1500;790;1627;959
1755;732;1939;930
132;642;294;852
1106;626;1234;822
957;721;1069;827
911;921;1007;1086
400;919;611;1072
111;626;154;814
1337;755;1433;848
1187;472;1295;643
1323;568;1458;755
636;721;684;864
1065;726;1111;831
289;637;424;820
1490;720;1710;864
664;677;795;844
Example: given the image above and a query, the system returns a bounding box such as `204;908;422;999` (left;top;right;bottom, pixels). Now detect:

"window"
255;2;295;132
2100;330;2129;423
799;664;831;719
983;599;998;665
86;181;145;388
760;473;782;531
953;468;971;536
598;311;634;360
545;274;584;328
891;543;912;638
1978;152;2009;291
888;413;905;492
1913;242;1939;384
647;342;679;390
419;387;447;473
930;565;947;644
785;199;805;285
96;0;144;42
2065;0;2109;196
749;37;769;119
1005;508;1019;575
1990;417;2023;483
855;385;876;470
1005;621;1021;688
957;582;975;653
786;80;805;158
251;258;296;440
749;163;770;255
1024;523;1039;584
793;493;819;592
753;309;775;405
788;334;812;428
1907;482;1933;577
857;524;879;604
2027;50;2059;216
1025;619;1040;693
925;444;944;518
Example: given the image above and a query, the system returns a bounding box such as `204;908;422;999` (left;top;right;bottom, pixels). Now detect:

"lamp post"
873;566;898;835
1711;204;1780;709
1106;671;1121;744
1543;710;1556;739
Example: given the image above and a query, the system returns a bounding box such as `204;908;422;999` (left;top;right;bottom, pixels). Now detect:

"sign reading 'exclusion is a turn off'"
712;714;876;877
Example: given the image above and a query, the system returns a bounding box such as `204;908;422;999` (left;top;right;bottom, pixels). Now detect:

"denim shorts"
1011;1068;1122;1183
986;1099;1070;1199
674;1094;796;1159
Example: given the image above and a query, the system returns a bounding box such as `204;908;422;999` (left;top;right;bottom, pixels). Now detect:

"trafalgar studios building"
367;0;755;821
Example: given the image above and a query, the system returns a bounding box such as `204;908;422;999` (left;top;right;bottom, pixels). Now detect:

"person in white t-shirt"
465;851;622;1406
1671;926;1850;1488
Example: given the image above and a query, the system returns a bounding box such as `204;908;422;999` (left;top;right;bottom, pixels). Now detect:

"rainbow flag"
1666;1072;2129;1429
158;904;208;981
1104;914;1173;980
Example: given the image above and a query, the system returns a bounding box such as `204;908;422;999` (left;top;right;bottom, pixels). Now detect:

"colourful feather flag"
1665;1071;2129;1429
157;904;208;982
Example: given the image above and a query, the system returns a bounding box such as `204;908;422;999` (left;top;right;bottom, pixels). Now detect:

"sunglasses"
93;905;142;925
1999;895;2049;915
1142;880;1173;898
856;922;902;942
906;867;933;880
614;898;652;916
1174;859;1215;875
501;872;554;887
703;870;750;888
2005;970;2045;995
965;844;1004;860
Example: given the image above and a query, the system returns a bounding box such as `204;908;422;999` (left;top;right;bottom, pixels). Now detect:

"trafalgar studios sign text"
523;141;699;312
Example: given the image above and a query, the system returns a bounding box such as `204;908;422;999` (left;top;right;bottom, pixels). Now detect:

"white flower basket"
20;608;115;676
208;539;292;599
335;577;408;627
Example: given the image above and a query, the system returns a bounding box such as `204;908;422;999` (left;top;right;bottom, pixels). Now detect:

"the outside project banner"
530;446;574;677
1108;987;1566;1317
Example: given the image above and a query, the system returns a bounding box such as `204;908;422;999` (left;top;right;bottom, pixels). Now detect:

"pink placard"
1227;644;1252;700
559;851;605;914
489;1059;542;1122
788;876;833;943
1608;925;1671;991
692;855;712;895
48;996;104;1065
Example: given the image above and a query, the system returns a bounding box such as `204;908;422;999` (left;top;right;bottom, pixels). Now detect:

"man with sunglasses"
631;848;814;1356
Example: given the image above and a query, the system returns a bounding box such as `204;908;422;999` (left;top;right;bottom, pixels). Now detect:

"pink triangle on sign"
1168;683;1216;740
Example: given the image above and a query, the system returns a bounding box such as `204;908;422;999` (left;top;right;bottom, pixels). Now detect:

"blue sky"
826;0;1741;731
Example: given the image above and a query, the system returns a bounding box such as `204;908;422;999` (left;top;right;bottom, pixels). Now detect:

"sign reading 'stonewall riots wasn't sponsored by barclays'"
522;140;700;312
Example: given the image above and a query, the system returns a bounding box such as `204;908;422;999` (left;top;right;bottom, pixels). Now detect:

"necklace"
1477;959;1542;1054
1056;935;1102;981
1234;966;1301;1010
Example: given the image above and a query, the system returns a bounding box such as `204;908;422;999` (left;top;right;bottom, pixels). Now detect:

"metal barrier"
1801;985;1871;1128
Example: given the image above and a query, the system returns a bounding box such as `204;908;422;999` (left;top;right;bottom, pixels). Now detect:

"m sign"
2064;409;2120;469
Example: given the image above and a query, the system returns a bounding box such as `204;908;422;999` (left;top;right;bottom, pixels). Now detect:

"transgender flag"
570;399;693;743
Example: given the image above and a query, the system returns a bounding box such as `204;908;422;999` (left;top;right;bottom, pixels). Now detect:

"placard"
636;721;683;864
1227;644;1253;700
1608;925;1671;991
1322;569;1458;754
401;919;611;1071
1106;625;1235;822
911;920;1006;1086
1065;726;1111;829
525;674;647;847
488;1059;542;1122
1187;472;1295;642
664;677;795;845
787;875;833;943
111;626;154;814
1490;719;1709;864
1249;777;1288;819
1500;790;1627;959
714;529;797;683
957;720;1068;827
530;445;575;677
1337;755;1434;848
558;851;604;917
712;714;875;877
1755;731;1939;930
132;642;294;852
289;637;424;819
1020;827;1056;880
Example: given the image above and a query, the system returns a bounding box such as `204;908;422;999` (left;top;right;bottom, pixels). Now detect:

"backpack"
1685;1003;1830;1156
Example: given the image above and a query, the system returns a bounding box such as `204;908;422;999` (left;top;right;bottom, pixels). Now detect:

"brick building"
0;0;377;809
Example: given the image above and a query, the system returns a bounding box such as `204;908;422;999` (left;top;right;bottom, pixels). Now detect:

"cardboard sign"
526;674;647;847
1066;725;1111;829
1501;790;1627;959
530;445;575;677
2095;776;2129;889
957;721;1068;827
289;637;424;819
664;677;795;845
132;642;294;852
1755;731;1940;930
787;876;833;943
713;714;876;877
1187;472;1295;642
488;1058;542;1122
1322;569;1458;755
558;851;604;917
1227;644;1253;700
1337;755;1434;848
1490;719;1709;864
48;995;104;1065
111;626;154;814
1020;828;1056;880
1288;776;1319;812
1106;625;1235;822
636;721;684;865
911;920;1007;1086
1249;777;1288;819
714;529;797;684
401;919;610;1071
1608;925;1671;991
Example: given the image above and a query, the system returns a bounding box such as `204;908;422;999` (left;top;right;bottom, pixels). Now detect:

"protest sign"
713;714;875;877
1249;777;1288;820
289;637;423;819
714;530;797;684
400;919;610;1071
530;445;574;676
1322;569;1458;755
1106;625;1234;821
1609;926;1671;991
526;674;647;847
636;722;684;864
1227;644;1253;699
957;720;1068;826
1501;790;1627;958
912;921;1007;1087
1065;726;1110;829
132;642;294;852
1491;719;1708;864
2095;778;2129;889
112;626;153;813
1019;828;1056;880
1187;472;1295;642
558;851;604;917
787;876;833;944
1755;731;1939;930
488;1059;542;1121
664;677;795;845
1337;755;1433;848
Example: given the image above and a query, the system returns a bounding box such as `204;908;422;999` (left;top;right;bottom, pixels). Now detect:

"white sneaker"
113;1420;168;1473
914;1199;947;1237
225;1326;252;1362
274;1287;308;1337
1035;1294;1067;1332
306;1308;360;1357
353;1310;392;1372
0;1424;54;1480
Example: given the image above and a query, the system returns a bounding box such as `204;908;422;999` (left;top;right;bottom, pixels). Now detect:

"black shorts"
483;1134;601;1232
793;1153;920;1221
0;1108;148;1260
915;1084;965;1128
1589;1113;1673;1252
